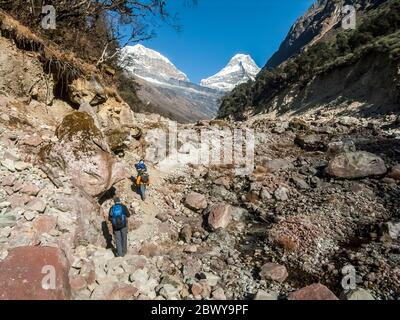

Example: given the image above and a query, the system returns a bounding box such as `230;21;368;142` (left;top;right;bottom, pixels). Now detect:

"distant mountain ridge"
119;44;260;123
201;54;261;91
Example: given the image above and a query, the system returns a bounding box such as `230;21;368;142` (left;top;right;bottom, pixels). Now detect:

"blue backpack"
110;204;126;230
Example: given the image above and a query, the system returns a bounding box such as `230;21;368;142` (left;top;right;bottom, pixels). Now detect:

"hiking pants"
139;184;146;200
114;226;128;257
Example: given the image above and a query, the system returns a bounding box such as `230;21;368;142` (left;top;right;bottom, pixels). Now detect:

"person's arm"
123;205;131;218
108;207;112;221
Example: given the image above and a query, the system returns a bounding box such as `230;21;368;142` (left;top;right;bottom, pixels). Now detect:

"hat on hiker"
114;197;121;204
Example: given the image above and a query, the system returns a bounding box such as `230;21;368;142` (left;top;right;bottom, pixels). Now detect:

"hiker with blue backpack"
108;197;130;257
135;159;150;201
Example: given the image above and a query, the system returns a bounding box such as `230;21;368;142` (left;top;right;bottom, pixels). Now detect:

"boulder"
388;165;400;181
68;78;107;106
0;246;71;299
326;152;386;179
208;203;232;231
288;284;338;300
295;134;326;151
259;263;288;283
274;187;289;201
326;140;356;158
184;192;207;211
39;112;127;197
343;288;375;300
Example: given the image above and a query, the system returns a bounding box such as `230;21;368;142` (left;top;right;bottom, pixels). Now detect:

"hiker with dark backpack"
135;160;150;201
108;198;130;257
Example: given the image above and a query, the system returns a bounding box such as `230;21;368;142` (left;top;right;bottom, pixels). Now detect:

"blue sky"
131;0;314;84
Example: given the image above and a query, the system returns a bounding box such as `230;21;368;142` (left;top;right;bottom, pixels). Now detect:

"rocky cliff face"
201;54;261;91
266;0;388;68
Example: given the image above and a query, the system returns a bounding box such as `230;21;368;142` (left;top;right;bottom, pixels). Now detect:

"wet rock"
342;288;375;300
184;192;208;211
274;187;289;201
254;290;279;300
208;203;232;231
288;284;338;300
260;263;288;283
0;246;71;299
326;152;386;179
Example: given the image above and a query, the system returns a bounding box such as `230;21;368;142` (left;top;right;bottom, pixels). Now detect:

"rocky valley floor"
1;94;399;300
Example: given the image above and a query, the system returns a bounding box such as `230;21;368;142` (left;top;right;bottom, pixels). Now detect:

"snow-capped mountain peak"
119;44;190;84
200;54;261;91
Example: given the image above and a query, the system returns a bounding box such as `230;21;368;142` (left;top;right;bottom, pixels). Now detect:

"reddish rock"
191;282;203;296
7;194;31;209
1;175;16;187
107;285;139;300
288;284;338;300
20;135;43;147
326;152;386;179
214;176;231;189
139;242;161;257
184;192;208;211
25;198;46;213
0;246;71;300
208;203;232;231
33;215;57;235
20;184;40;196
260;263;289;283
388;165;400;181
69;276;87;292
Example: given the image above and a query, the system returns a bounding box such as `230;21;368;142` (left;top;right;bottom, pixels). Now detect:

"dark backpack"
110;204;126;230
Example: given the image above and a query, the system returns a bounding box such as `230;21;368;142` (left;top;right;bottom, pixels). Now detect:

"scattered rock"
184;192;208;211
180;225;192;243
388;165;400;181
263;159;294;173
326;152;387;179
260;263;288;283
326;140;356;158
274;187;289;201
288;284;338;300
208;203;232;231
295;134;326;151
25;198;46;213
